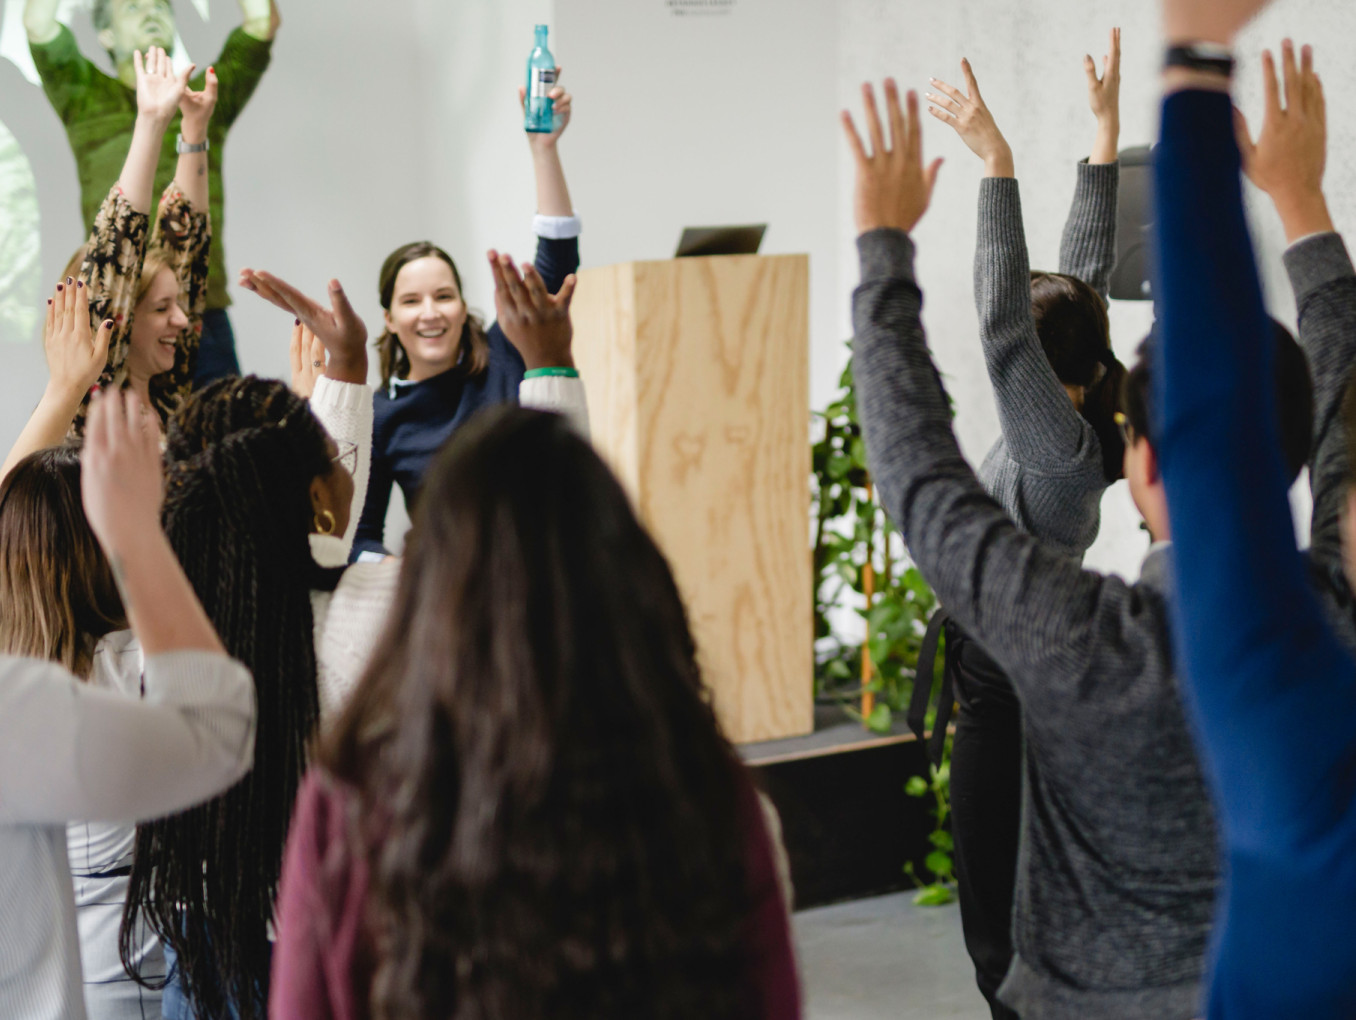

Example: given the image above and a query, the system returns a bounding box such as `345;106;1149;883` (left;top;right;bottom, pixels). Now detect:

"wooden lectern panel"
571;255;813;744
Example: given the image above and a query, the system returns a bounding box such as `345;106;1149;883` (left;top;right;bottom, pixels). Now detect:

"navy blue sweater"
353;235;579;559
1155;89;1356;1017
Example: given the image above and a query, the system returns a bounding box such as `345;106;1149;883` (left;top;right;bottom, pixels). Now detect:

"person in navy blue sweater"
1154;0;1356;1012
354;76;585;560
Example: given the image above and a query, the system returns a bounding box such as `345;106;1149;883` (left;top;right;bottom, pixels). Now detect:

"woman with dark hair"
270;400;800;1019
128;251;591;1020
921;34;1127;1020
352;76;587;560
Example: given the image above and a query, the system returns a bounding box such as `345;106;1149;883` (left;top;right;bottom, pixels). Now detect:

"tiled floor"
794;892;991;1020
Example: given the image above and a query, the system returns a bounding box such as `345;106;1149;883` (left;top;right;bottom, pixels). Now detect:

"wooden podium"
570;254;813;744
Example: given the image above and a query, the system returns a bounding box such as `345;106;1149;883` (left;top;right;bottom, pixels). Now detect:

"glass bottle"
524;24;557;134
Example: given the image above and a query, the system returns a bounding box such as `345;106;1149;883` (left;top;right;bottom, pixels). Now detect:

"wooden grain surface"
572;254;813;743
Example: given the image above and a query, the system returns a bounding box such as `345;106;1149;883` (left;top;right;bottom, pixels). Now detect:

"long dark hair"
1030;271;1127;481
320;406;753;1020
121;377;332;1020
375;241;489;390
0;444;125;678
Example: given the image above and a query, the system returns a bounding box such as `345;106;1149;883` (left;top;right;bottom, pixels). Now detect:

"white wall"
555;0;841;409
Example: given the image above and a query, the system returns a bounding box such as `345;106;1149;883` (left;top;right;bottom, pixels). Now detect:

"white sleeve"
519;375;590;439
0;652;256;825
308;376;374;566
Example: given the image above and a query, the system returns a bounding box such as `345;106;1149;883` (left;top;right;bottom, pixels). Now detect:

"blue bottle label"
531;67;557;99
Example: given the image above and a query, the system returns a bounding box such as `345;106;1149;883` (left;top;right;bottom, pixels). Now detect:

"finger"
74;275;90;334
241;274;299;315
884;79;906;154
841;110;869;165
862;82;886;157
555;274;577;311
250;271;324;321
499;255;532;310
927;105;959;126
518;85;526;114
1312;70;1326;132
928;77;967;106
309;332;326;372
1084;53;1100;89
93;318;113;364
1281;39;1298;110
925;91;960;114
61;275;76;332
925;156;945;198
1109;27;1121;76
133;49;144;81
521;263;552;307
1261;49;1280;115
326;279;361;331
960;57;982;100
44;289;55;342
177;62;196;91
289;320;303;377
204;66;219;101
85;388;108;461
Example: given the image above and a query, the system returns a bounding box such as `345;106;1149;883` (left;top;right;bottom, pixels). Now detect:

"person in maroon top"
270;261;800;1020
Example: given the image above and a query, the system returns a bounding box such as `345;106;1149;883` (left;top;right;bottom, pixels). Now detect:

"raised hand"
288;320;327;399
926;59;1014;178
81;388;165;564
488;251;576;371
1237;41;1330;243
1086;28;1122;164
43;276;112;400
519;66;572;148
239;269;368;384
179;66;219;141
842;79;944;235
134;47;193;124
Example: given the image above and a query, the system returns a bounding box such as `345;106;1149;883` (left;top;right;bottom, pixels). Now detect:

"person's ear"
309;474;336;535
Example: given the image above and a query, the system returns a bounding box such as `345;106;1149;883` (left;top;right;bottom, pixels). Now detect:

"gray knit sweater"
976;161;1119;558
853;228;1217;1019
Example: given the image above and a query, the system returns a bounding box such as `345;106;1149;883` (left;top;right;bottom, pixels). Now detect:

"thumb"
556;274;578;309
1084;53;1099;88
1233;106;1257;162
925;156;945;196
177;62;196;90
328;280;361;330
93;319;114;363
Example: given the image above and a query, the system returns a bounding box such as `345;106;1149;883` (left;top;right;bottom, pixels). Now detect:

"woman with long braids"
269;410;799;1017
122;253;589;1020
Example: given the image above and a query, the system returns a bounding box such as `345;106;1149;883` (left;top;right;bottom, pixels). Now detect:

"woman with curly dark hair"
269;407;798;1013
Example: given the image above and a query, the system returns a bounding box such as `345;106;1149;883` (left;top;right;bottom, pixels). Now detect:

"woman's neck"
405;358;456;384
126;372;153;408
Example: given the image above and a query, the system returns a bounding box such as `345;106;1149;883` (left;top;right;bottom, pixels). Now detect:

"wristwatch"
1164;43;1235;79
176;134;209;154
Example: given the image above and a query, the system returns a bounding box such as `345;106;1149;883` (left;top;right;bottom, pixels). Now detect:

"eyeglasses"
332;440;358;473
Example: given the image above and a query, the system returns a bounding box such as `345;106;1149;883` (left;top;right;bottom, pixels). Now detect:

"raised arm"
119;48;191;214
928;60;1098;473
22;0;60;44
1234;43;1352;570
0;279;112;482
844;81;1108;719
1059;29;1121;299
489;250;590;437
238;0;281;42
0;387;259;824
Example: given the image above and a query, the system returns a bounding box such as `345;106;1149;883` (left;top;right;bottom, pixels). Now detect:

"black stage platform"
740;705;940;909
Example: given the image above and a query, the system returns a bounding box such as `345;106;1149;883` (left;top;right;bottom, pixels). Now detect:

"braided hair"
120;376;332;1019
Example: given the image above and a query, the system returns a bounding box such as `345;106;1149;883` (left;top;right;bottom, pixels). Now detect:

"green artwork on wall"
0;118;41;345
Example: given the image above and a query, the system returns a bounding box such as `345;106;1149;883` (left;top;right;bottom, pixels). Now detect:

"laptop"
675;224;767;258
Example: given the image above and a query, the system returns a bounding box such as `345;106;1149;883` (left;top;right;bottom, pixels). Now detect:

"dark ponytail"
120;377;332;1020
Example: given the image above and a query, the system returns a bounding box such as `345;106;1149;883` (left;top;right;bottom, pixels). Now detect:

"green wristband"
523;367;579;379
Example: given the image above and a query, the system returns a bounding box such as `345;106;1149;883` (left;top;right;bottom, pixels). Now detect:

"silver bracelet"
176;134;209;154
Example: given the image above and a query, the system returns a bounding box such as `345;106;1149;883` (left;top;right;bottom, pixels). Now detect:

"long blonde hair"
0;446;126;678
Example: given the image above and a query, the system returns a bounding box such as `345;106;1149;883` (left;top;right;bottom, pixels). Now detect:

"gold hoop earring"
314;509;336;536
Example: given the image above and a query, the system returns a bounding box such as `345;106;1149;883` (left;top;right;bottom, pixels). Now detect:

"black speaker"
1108;145;1154;302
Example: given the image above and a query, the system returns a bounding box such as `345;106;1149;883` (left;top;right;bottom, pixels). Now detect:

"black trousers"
947;628;1023;1020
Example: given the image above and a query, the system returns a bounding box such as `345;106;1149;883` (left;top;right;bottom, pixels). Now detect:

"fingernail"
47;299;52;305
57;284;63;292
295;318;301;325
104;320;113;329
77;280;84;288
67;277;73;285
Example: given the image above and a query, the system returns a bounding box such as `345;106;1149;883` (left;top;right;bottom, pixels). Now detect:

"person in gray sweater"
840;76;1316;1018
920;35;1125;1018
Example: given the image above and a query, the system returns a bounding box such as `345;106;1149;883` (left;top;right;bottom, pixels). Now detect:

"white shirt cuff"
533;214;583;240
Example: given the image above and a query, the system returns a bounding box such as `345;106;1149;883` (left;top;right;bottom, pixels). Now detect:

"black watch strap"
1164;43;1235;79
